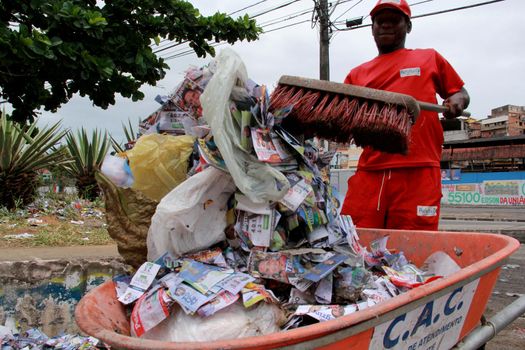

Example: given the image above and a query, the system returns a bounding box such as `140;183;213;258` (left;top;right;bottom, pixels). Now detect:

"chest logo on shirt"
400;67;421;77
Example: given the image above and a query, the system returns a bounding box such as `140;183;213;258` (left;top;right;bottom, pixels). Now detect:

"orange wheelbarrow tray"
75;228;520;350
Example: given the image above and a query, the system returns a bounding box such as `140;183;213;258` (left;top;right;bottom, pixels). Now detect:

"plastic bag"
100;155;134;188
201;48;290;203
126;133;195;201
96;172;156;269
139;301;285;342
147;166;236;260
422;251;461;277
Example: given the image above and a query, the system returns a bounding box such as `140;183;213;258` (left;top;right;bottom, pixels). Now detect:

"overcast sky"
36;0;524;144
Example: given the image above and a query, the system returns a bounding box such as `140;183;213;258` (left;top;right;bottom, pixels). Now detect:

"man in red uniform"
341;0;470;230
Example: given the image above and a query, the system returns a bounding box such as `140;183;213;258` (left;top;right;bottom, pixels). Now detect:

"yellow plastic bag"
126;134;194;201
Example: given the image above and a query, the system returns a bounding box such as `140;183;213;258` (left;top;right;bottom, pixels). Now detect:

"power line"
249;0;304;19
150;0;272;51
335;0;504;30
359;0;434;23
152;0;275;53
153;0;307;55
333;0;363;22
331;0;434;27
158;2;314;59
161;0;447;61
161;13;313;60
258;5;314;27
162;18;312;61
163;42;227;61
263;19;312;34
163;0;506;62
228;0;271;16
411;0;505;20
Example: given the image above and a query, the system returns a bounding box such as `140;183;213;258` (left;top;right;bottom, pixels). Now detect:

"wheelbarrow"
75;228;521;349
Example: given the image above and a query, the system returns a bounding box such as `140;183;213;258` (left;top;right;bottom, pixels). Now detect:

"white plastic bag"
100;155;134;188
147;166;236;260
422;251;461;277
140;301;285;342
201;48;290;203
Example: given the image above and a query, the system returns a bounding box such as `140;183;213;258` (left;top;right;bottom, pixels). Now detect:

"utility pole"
318;0;330;81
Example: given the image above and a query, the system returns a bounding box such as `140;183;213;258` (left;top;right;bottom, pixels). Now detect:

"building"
442;134;525;172
443;117;482;142
480;104;525;138
444;104;524;144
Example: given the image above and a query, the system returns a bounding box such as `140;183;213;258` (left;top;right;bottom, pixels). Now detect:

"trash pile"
101;49;458;343
1;196;106;243
3;197;104;223
0;326;107;350
25;197;105;223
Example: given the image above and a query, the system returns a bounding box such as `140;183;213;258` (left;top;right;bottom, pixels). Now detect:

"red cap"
370;0;411;18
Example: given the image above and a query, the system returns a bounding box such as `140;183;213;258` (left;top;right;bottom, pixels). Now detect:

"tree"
0;0;260;122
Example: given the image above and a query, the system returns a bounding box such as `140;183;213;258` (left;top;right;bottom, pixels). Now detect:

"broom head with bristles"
269;76;421;154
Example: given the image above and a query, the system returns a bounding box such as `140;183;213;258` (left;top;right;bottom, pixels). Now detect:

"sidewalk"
439;205;525;242
440;204;525;222
0;244;120;262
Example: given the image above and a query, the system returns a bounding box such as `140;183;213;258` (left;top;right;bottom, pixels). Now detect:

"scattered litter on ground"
3;233;35;239
27;218;46;226
0;326;107;350
503;264;520;270
505;292;524;298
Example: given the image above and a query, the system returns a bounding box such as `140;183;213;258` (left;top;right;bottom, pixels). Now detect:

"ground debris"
0;326;108;350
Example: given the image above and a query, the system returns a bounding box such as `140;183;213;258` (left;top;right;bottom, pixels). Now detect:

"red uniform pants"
340;167;442;230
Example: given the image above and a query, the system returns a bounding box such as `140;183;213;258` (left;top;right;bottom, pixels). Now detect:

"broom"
270;75;470;154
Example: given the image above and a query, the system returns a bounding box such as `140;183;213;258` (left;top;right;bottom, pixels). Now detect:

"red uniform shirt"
344;48;464;170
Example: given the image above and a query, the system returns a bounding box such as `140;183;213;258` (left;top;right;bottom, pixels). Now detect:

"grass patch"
0;191;114;248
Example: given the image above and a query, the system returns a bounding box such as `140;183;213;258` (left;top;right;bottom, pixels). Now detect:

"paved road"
440;205;525;222
440;205;525;242
485;244;525;350
438;205;525;349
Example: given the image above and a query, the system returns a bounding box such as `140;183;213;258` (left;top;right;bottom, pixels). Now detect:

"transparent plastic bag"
126;134;194;201
201;48;290;203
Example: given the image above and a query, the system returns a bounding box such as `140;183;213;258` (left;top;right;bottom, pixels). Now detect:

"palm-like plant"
63;128;110;200
0;113;68;209
111;119;138;153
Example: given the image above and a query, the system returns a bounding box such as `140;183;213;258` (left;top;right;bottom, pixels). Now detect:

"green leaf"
88;16;107;26
20;37;33;46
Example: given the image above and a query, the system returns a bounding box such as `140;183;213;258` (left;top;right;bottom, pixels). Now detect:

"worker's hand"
443;87;470;119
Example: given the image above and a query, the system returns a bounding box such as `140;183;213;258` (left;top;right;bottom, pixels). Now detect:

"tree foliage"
0;0;261;122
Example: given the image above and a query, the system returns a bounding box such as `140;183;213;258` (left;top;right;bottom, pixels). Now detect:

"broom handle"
418;101;471;117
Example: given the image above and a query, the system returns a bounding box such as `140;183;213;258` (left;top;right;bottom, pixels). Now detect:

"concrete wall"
0;258;130;336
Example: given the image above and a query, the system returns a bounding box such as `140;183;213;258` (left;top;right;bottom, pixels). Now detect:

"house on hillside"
480;104;525;138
